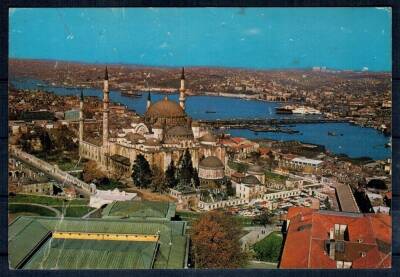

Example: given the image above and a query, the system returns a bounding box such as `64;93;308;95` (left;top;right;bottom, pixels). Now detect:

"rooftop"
101;200;176;220
199;156;224;169
291;157;323;165
280;207;391;269
145;98;185;118
9;215;187;269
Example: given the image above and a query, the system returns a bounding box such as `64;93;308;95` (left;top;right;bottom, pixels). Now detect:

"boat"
205;111;217;114
328;131;337;136
292;106;321;115
276;105;294;114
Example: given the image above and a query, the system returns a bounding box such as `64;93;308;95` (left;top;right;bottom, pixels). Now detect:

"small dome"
144;138;161;146
145;98;185;118
199;133;216;143
248;164;264;174
199;156;224;169
242;175;261;185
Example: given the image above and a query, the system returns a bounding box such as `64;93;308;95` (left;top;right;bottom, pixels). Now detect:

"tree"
151;166;168;193
225;179;235;197
83;160;106;183
177;149;195;187
165;161;178;188
253;232;283;262
191;211;248;268
324;196;331;210
40;130;52;153
192;168;200;188
131;154;153;189
252;211;274;226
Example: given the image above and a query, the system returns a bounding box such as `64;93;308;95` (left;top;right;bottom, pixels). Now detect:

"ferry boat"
276;105;294;114
292;106;321;114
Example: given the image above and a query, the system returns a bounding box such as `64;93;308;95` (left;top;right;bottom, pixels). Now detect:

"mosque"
79;67;227;179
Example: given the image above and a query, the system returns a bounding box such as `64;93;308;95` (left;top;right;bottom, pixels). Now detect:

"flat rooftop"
101;200;176;220
9;216;188;269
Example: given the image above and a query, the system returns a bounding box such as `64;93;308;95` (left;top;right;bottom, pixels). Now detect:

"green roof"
101;200;176;220
24;239;158;269
9;216;188;269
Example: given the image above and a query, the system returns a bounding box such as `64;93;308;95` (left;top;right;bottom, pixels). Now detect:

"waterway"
10;78;391;160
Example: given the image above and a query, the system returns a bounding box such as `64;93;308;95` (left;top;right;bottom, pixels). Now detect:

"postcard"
8;7;392;269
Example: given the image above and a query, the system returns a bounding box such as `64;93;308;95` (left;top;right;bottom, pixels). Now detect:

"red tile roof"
280;207;391;269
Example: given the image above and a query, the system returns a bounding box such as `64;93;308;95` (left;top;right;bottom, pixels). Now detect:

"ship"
276;105;294;114
291;106;321;114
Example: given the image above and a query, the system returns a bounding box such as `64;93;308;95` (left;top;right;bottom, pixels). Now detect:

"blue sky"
9;7;392;71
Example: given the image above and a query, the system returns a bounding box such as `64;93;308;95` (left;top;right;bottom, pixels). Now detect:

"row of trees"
131;149;200;192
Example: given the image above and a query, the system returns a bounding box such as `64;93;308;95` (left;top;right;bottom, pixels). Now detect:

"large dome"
145;98;185;118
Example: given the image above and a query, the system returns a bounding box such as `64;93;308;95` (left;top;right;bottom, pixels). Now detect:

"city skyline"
9;7;391;71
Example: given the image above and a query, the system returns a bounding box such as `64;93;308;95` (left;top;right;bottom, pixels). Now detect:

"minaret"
146;91;151;110
103;66;109;149
79;90;84;143
179;67;186;110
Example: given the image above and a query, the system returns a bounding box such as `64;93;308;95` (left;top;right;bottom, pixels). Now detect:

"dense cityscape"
8;7;392;271
8;59;392;269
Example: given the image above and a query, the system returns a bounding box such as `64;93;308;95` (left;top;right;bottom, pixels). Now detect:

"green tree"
131;154;153;189
165;160;178;188
324;196;331;210
192;168;200;188
40;130;52;153
225;179;235;197
252;211;274;226
177;149;195;187
151;166;168;193
253;232;283;262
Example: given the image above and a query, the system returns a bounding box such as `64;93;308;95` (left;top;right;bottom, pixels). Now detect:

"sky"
9;7;392;71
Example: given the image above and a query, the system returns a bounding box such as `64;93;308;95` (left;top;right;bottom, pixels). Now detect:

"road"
9;146;95;196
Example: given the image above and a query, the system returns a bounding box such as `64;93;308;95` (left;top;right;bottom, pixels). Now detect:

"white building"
89;188;137;209
290;157;323;169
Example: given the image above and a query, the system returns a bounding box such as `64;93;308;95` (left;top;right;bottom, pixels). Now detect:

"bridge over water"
198;118;347;128
9;146;95;196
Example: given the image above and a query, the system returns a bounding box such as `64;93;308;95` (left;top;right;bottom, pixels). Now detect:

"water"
10;78;391;160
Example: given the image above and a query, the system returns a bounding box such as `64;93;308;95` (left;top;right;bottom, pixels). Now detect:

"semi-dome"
242;175;261;185
199;156;224;169
125;132;145;143
145;98;185;118
166;125;193;137
144;138;161;146
199;133;217;143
